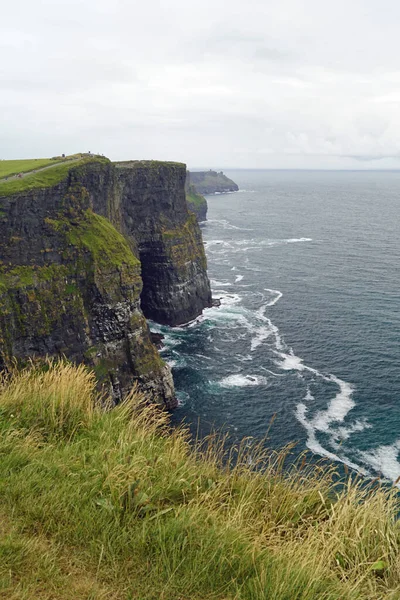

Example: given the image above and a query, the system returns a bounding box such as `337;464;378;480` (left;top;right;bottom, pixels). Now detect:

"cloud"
2;0;400;168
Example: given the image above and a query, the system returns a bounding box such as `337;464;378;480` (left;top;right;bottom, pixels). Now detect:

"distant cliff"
0;157;212;408
188;170;239;195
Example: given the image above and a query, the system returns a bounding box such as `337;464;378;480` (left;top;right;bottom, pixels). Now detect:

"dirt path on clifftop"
0;158;82;182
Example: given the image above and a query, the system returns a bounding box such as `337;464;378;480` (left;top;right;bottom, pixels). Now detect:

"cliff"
185;175;208;221
188;169;239;195
0;156;212;407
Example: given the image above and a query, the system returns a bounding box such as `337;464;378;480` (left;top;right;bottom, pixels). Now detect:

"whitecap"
219;374;268;388
235;275;244;283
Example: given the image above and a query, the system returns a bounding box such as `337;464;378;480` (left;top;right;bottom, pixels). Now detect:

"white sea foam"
335;419;372;442
277;352;306;371
237;354;253;362
235;275;244;283
206;219;253;231
264;288;283;306
159;336;180;352
210;279;232;287
205;237;312;257
296;402;368;475
358;441;400;483
219;374;268;388
311;376;355;433
209;291;242;306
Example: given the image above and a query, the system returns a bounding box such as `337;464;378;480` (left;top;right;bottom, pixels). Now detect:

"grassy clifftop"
0;362;399;599
0;154;109;196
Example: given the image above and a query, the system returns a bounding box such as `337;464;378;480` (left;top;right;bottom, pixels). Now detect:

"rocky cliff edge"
0;157;212;407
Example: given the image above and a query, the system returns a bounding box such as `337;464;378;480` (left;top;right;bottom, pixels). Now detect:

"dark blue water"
152;170;400;482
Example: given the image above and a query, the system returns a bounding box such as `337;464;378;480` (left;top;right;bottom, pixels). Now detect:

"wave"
204;237;312;256
235;275;244;283
210;279;232;287
208;290;242;307
219;374;268;388
206;219;254;231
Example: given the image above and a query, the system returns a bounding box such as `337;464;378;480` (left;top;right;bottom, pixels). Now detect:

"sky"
3;0;400;169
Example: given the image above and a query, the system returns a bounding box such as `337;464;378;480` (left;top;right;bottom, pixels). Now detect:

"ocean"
151;169;400;483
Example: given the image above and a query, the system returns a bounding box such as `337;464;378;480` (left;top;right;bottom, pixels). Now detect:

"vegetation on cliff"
1;361;399;600
0;153;213;404
186;185;208;221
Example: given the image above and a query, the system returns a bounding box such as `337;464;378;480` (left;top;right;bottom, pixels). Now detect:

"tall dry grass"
0;361;399;599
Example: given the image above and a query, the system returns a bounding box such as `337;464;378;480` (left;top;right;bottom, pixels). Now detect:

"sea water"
151;170;400;482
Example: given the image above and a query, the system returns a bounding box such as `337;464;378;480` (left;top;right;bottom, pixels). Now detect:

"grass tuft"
0;362;399;599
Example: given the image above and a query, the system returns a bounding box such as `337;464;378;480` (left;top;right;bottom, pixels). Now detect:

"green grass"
47;208;140;271
186;187;207;211
0;158;61;179
114;160;185;170
0;362;399;599
0;156;108;196
0;264;69;291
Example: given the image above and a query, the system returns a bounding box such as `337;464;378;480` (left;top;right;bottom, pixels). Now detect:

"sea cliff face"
185;176;208;222
115;161;212;325
0;158;211;407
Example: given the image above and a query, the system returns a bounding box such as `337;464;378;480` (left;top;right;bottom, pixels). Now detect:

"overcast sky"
3;0;400;168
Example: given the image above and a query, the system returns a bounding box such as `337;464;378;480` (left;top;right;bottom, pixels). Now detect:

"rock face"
185;175;208;222
0;158;212;407
188;170;239;195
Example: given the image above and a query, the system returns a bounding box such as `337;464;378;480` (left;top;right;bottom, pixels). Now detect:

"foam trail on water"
311;376;355;432
206;219;254;231
358;441;400;483
235;275;244;283
296;401;368;475
286;237;313;243
264;288;283;306
335;419;372;442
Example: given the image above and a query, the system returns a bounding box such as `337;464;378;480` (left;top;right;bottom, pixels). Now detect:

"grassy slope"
186;188;207;210
0;156;108;196
0;158;60;179
0;364;399;600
